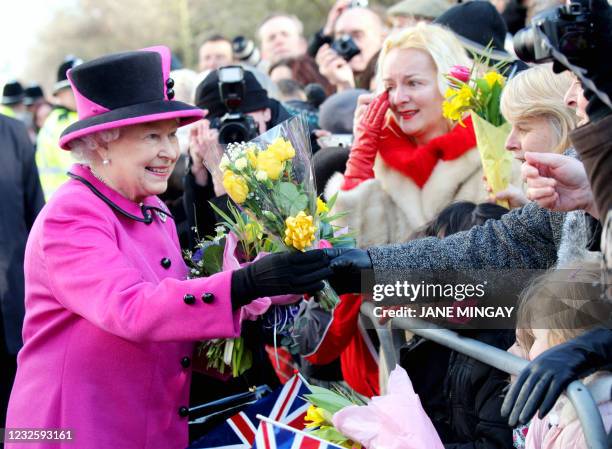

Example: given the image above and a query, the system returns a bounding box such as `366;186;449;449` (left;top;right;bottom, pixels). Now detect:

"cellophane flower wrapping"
332;365;444;449
442;59;513;208
205;115;346;311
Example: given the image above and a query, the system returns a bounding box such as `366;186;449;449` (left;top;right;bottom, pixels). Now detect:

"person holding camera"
184;66;291;247
310;0;386;92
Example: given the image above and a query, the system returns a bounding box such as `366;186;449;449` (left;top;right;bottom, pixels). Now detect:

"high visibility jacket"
0;104;16;118
36;107;78;200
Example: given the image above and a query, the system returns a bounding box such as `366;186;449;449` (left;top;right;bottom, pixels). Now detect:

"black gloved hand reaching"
231;249;332;307
501;327;612;426
322;248;373;295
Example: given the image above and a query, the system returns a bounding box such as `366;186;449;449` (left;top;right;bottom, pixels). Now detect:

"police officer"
35;56;82;200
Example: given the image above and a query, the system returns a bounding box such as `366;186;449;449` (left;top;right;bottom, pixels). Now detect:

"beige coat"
325;148;489;248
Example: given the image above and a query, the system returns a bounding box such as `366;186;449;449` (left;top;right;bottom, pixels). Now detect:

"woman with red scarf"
325;23;486;247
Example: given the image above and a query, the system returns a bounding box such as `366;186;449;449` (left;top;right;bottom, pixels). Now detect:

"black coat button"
181;356;191;368
183;294;195;305
161;257;171;269
178;406;189;417
201;293;214;304
166;88;175;100
166;78;175;88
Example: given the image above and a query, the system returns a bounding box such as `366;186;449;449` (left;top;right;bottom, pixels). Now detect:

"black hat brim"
59;99;203;150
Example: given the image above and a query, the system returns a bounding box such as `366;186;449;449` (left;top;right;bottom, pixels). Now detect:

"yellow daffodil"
284;211;316;251
442;85;474;124
256;150;284;180
444;87;457;99
222;171;249;204
483;71;505;88
268;137;296;161
304;405;327;429
316;197;329;214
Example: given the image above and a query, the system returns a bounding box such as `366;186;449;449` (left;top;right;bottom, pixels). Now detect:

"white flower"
255;170;268;181
219;155;230;170
234;157;248;170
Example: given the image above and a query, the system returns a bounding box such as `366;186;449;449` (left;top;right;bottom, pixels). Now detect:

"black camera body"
211;66;260;145
331;34;361;62
513;0;595;64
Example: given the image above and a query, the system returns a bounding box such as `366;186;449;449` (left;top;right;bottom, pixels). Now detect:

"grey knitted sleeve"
367;202;566;271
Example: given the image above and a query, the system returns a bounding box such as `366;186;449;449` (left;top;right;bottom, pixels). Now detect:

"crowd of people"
1;0;611;448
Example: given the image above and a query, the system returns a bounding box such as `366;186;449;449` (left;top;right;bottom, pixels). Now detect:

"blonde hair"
375;23;471;97
516;262;610;352
501;66;577;154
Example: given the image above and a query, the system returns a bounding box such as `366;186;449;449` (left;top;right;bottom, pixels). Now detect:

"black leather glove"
231;250;332;307
501;327;612;426
322;248;373;295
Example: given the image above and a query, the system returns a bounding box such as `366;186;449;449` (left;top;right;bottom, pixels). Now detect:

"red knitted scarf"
378;115;476;188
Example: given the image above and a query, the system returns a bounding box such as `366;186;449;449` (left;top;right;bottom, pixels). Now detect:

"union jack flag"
189;375;310;449
253;415;344;449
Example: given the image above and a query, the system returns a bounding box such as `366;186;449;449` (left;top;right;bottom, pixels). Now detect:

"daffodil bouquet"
442;60;514;208
303;384;366;448
205;115;353;311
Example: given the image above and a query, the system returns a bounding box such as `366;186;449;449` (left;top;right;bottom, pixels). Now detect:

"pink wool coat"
6;164;241;449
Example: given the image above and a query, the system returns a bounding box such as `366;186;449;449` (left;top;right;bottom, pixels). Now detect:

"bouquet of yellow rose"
205;115;352;311
442;59;514;208
184;206;274;377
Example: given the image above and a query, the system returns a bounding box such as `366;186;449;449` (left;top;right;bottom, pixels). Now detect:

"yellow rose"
222;171;249;204
256;150;284;180
268;137;296;161
316;197;328;214
284;211;316;251
483;71;505;88
219;155;230;170
234;157;248;170
244;222;262;243
255;170;268;181
246;147;257;166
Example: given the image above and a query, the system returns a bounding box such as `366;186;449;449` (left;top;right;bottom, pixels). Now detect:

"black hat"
59;46;203;150
54;56;83;94
2;80;24;105
23;84;45;106
195;68;269;118
434;1;513;62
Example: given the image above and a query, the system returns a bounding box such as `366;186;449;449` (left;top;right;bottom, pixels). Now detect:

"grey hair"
69;129;122;165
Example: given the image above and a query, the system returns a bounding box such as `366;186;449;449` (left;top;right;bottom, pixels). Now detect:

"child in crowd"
512;263;612;449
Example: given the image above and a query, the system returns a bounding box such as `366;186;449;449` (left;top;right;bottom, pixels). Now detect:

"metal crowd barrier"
360;301;609;449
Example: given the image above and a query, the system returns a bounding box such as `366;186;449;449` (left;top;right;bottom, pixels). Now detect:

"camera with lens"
513;0;595;65
232;36;262;67
210;66;260;145
331;34;361;62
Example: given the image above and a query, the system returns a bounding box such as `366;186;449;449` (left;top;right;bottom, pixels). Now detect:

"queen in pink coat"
5;46;331;449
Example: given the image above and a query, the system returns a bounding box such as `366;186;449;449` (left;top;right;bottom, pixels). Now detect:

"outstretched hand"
521;152;597;218
322;248;373;295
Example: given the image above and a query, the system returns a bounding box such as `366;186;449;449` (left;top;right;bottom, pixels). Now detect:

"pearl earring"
102;158;110;165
